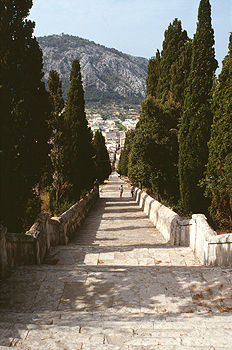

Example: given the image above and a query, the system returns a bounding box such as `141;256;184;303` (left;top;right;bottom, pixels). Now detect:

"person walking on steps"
120;185;123;197
131;185;134;197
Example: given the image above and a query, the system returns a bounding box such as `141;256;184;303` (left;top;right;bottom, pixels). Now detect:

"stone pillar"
177;218;192;247
0;226;8;279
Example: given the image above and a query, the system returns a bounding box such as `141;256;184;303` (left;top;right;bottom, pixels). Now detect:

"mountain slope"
37;34;148;104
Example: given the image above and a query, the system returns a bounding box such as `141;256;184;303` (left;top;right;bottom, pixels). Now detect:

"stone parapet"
57;188;99;245
190;214;232;267
134;188;232;267
134;188;180;245
0;226;8;279
0;187;99;279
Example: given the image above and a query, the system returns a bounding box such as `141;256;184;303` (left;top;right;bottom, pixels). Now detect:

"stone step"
0;312;232;349
0;346;231;350
1;335;231;350
1;310;232;326
2;345;231;350
55;311;232;325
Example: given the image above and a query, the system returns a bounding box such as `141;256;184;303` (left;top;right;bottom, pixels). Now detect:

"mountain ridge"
37;34;148;105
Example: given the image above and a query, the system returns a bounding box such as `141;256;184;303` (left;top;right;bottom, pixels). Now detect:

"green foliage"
146;19;191;107
84;85;143;107
93;131;111;183
128;97;180;203
146;50;161;97
201;156;232;230
156;19;189;101
23;190;42;231
203;33;232;230
47;70;66;209
170;40;192;106
126;19;188;205
114;120;127;131
38;34;89;51
47;186;75;217
118;130;135;176
47;70;65;125
62;59;96;201
178;0;218;214
0;0;51;231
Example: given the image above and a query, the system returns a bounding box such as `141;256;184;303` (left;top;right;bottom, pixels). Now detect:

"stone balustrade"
0;187;99;279
134;188;232;267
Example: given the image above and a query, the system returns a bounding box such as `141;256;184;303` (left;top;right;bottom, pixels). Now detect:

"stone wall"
135;190;179;245
134;188;232;267
190;214;232;267
0;187;99;279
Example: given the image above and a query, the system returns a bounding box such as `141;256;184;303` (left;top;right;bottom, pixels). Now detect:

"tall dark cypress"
127;19;187;203
128;97;180;201
205;34;232;229
118;129;135;177
93;130;111;183
178;0;218;214
63;60;95;201
156;18;188;101
0;0;51;231
145;50;161;97
47;70;65;127
170;40;192;106
47;70;65;209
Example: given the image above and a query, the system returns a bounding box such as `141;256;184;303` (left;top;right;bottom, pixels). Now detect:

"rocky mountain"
37;34;148;105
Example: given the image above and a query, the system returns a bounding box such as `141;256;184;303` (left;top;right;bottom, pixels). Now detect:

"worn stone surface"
0;173;232;348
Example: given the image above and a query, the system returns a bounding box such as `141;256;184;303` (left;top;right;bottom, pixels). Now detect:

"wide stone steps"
0;311;232;349
1;174;232;348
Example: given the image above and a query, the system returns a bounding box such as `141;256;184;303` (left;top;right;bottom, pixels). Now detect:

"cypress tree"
156;18;188;101
145;50;161;97
63;60;95;201
178;0;218;214
47;70;65;127
118;130;135;176
204;34;232;230
0;0;51;231
128;97;180;202
93;130;111;183
170;40;192;106
47;70;65;209
146;19;190;106
127;19;187;203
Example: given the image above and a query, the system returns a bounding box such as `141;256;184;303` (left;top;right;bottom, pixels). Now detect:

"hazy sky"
29;0;231;72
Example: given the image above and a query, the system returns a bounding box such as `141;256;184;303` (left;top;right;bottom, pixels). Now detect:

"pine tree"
0;0;51;231
204;33;232;229
178;0;218;214
93;131;111;183
47;70;65;209
62;60;96;201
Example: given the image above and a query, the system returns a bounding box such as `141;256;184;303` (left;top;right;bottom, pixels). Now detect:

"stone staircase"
1;309;232;349
0;174;232;349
